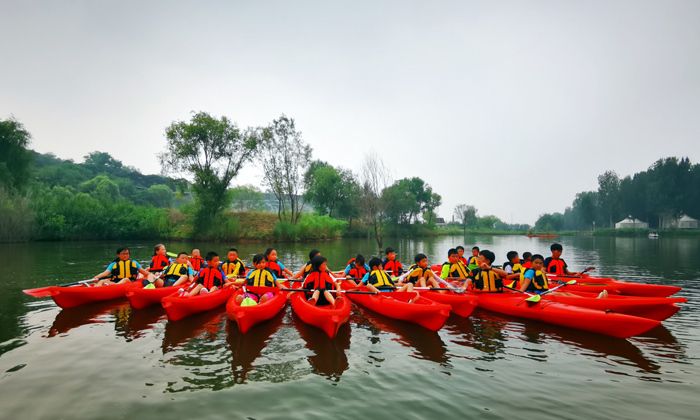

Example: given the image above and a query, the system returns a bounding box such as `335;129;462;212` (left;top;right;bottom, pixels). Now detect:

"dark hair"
311;255;327;271
309;249;320;260
228;248;238;253
472;246;480;251
355;254;365;265
368;257;383;270
550;243;563;252
385;247;395;255
448;248;458;257
153;244;165;256
252;254;265;265
113;247;130;262
205;251;218;262
264;248;275;257
479;250;495;264
456;246;464;251
532;254;544;263
523;252;532;260
178;252;189;258
506;251;518;262
415;253;427;263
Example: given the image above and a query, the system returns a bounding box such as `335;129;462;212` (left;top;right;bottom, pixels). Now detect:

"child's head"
531;254;545;270
523;252;532;262
506;251;519;263
191;249;200;257
265;248;277;261
385;247;396;260
447;248;458;263
116;247;130;261
154;244;165;256
311;255;327;272
354;254;365;268
252;254;266;269
550;243;563;258
309;249;320;261
367;257;383;271
205;251;219;266
478;250;495;265
456;246;465;257
472;246;480;256
415;253;428;268
227;248;238;261
176;252;189;264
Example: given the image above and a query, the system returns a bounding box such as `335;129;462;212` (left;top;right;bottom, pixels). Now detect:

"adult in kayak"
521;254;606;298
233;254;287;305
189;249;205;272
359;257;419;302
382;247;404;275
465;250;508;293
188;251;229;296
264;248;295;279
149;244;171;274
303;255;343;307
440;248;471;287
93;247;154;286
221;248;247;278
344;254;370;286
544;243;581;276
292;249;321;279
404;253;441;288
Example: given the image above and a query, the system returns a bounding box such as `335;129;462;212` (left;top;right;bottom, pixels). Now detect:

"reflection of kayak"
161;287;235;321
47;282;139;309
226;289;288;333
474;292;660;338
293;309;351;377
340;281;450;331
48;299;129;336
290;292;351;338
126;285;183;309
541;292;685;321
548;275;681;297
417;290;478;317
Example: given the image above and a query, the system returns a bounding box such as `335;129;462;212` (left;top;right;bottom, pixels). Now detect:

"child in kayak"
382;247;404;275
544;244;581;276
265;248;295;279
440;248;470;287
153;252;194;288
293;249;320;279
466;246;480;270
466;250;508;293
93;247;154;286
303;255;343;307
149;244;171;274
456;246;469;266
404;253;441;288
344;254;370;286
189;252;229;296
519;254;603;297
521;252;533;269
503;251;525;285
360;257;418;302
221;248;247;278
189;249;205;272
234;254;287;305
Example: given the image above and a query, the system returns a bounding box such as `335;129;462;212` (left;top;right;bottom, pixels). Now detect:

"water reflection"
444;309;508;359
162;310;226;354
226;311;286;384
116;305;167;341
48;298;130;337
292;312;350;380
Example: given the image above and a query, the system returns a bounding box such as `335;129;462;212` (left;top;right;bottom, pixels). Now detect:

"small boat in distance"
526;234;557;238
649;232;659;238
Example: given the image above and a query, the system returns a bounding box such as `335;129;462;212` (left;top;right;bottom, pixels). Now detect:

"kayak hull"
126;285;184;309
474;292;661;338
417;290;478;317
549;275;681;297
162;287;235;321
542;292;685;321
290;292;351;338
49;282;137;309
226;289;288;333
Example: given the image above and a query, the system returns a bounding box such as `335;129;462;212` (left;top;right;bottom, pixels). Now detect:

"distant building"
435;217;447;227
615;217;648;229
660;214;699;229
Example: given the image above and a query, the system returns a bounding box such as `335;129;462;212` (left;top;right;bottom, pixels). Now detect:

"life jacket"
367;269;395;288
149;254;170;272
467;255;479;270
302;262;313;279
503;262;525;275
406;264;429;281
221;259;245;277
111;259;139;280
189;255;204;271
198;267;225;289
522;261;532;269
163;263;189;281
458;256;469;266
442;261;469;279
522;269;548;292
267;260;284;278
383;259;403;274
246;269;277;287
347;265;368;279
304;271;335;290
546;258;567;276
471;268;502;292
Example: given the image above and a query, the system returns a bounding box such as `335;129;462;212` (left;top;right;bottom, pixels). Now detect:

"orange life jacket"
383;259;403;274
150;254;170;271
198;267;225;289
546;258;567;276
267;260;284;278
304;271;335;290
189;256;204;271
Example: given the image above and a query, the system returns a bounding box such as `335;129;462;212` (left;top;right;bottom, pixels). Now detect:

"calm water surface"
0;236;698;419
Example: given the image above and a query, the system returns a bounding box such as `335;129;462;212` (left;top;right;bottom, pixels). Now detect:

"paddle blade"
22;287;56;298
525;294;541;303
506;281;515;289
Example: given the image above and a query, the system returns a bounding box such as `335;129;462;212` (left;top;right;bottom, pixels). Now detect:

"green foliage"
79;175;122;202
0;117;34;191
272;214;347;241
0;187;34;242
143;184;174;208
535;213;564;232
230;185;264;212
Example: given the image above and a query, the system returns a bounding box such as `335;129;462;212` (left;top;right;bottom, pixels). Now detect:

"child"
293;249;321;279
382;247;404;275
344;254;370;286
503;251;525;284
466;250;508;293
221;248;247;278
234;254;286;305
265;248;295;279
521;252;533;269
404;253;441;289
519;254;601;298
154;252;194;288
466;246;480;270
544;244;581;276
149;244;171;273
359;257;419;302
93;247;154;286
303;255;343;307
440;249;470;287
456;246;469;266
189;252;228;296
189;249;205;272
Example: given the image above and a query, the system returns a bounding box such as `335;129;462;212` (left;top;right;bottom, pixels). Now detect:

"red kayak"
340;281;450;331
126;285;185;309
474;292;661;338
162;287;235;321
540;292;685;321
43;282;139;309
290;292;351;338
549;275;681;297
417;289;478;317
226;288;288;333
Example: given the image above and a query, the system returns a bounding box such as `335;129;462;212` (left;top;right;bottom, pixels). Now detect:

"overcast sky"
2;0;699;224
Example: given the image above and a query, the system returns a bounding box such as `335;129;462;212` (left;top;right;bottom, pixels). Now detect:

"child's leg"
308;289;320;305
154;277;164;288
171;276;187;288
323;290;335;306
462;278;472;291
235;294;244;303
427;278;440;289
189;284;203;296
416;278;426;287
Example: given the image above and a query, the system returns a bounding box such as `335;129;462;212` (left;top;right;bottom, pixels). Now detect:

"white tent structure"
678;215;699;229
615;217;648;229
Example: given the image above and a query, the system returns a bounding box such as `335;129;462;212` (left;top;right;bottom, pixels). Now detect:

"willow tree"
358;154;392;251
160;111;261;231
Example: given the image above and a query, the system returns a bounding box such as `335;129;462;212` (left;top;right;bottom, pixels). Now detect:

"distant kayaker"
456;246;469;266
360;257;418;302
440;248;471;287
220;248;247;278
154;252;194;288
189;249;205;272
466;250;508;293
383;247;404;275
234;253;287;305
521;252;533;269
265;248;295;279
148;244;171;274
188;252;228;296
404;253;441;288
466;246;480;270
303;255;342;307
544;244;581;276
293;249;321;279
93;247;154;286
344;254;370;286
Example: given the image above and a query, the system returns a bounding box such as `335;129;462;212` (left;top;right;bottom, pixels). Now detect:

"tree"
144;184;174;208
258;115;312;224
304;164;343;216
160;111;261;231
477;215;502;230
535;213;564;231
358;154;392;251
230;185;264;212
454;204;477;235
0;117;34;191
423;192;442;225
573;191;597;230
597;170;620;227
79;175;121;203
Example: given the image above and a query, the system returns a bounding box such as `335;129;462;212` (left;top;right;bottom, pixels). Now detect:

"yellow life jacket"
163;263;189;280
367;269;395;288
407;264;429;280
111;259;138;280
246;269;277;287
471;268;502;292
521;269;549;292
221;259;244;276
443;261;469;279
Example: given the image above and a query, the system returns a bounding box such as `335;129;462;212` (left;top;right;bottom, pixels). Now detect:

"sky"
2;0;699;225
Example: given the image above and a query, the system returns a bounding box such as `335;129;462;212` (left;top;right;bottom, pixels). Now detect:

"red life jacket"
198;267;225;289
348;266;368;278
546;258;567;276
304;271;335;290
189;256;204;271
267;260;284;278
150;254;170;271
383;259;403;274
458;256;469;266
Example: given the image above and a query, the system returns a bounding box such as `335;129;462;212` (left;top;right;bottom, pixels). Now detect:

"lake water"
0;235;698;419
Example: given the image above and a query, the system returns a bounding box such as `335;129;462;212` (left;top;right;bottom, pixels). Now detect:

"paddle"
23;278;99;298
502;280;577;302
549;267;595;279
246;286;414;299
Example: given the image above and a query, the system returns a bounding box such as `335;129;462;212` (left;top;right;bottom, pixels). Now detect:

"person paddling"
265;248;294;279
440;248;471;287
519;254;604;298
382;247;404;275
154;252;194;288
234;254;287;305
465;250;508;293
93;247;154;286
188;252;229;296
344;254;370;286
293;249;321;279
221;248;247;278
303;255;342;307
404;253;441;289
149;244;171;274
544;244;581;276
359;257;419;302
